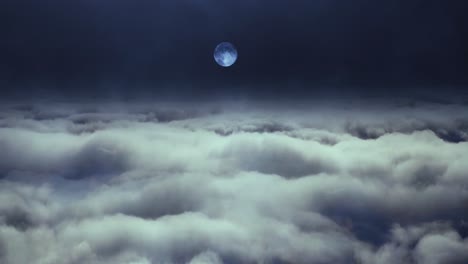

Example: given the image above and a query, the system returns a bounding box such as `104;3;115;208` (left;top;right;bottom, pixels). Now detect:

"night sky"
1;0;468;99
1;2;468;264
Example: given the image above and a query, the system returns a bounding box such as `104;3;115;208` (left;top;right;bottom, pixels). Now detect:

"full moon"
214;42;238;67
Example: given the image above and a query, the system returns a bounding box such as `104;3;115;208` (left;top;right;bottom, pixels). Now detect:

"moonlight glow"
214;42;238;67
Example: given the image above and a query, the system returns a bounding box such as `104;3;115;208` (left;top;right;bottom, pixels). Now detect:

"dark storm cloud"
345;118;468;143
0;101;468;263
213;121;293;136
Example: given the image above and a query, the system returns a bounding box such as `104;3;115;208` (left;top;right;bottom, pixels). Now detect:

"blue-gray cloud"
0;101;467;263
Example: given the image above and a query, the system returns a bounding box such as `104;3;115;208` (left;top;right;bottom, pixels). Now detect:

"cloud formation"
0;100;467;264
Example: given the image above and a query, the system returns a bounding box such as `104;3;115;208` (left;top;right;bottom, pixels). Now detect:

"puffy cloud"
0;101;467;263
359;223;468;264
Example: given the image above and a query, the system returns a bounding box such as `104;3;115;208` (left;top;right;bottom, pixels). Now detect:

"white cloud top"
0;101;467;264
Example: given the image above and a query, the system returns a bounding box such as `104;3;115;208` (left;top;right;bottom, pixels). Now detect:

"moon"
214;42;238;67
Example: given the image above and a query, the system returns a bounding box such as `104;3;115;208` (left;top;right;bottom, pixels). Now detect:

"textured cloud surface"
0;100;467;264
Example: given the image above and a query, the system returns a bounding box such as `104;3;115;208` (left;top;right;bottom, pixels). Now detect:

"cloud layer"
0;100;467;264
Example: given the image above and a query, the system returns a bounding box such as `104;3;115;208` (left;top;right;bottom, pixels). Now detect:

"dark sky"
1;0;467;99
